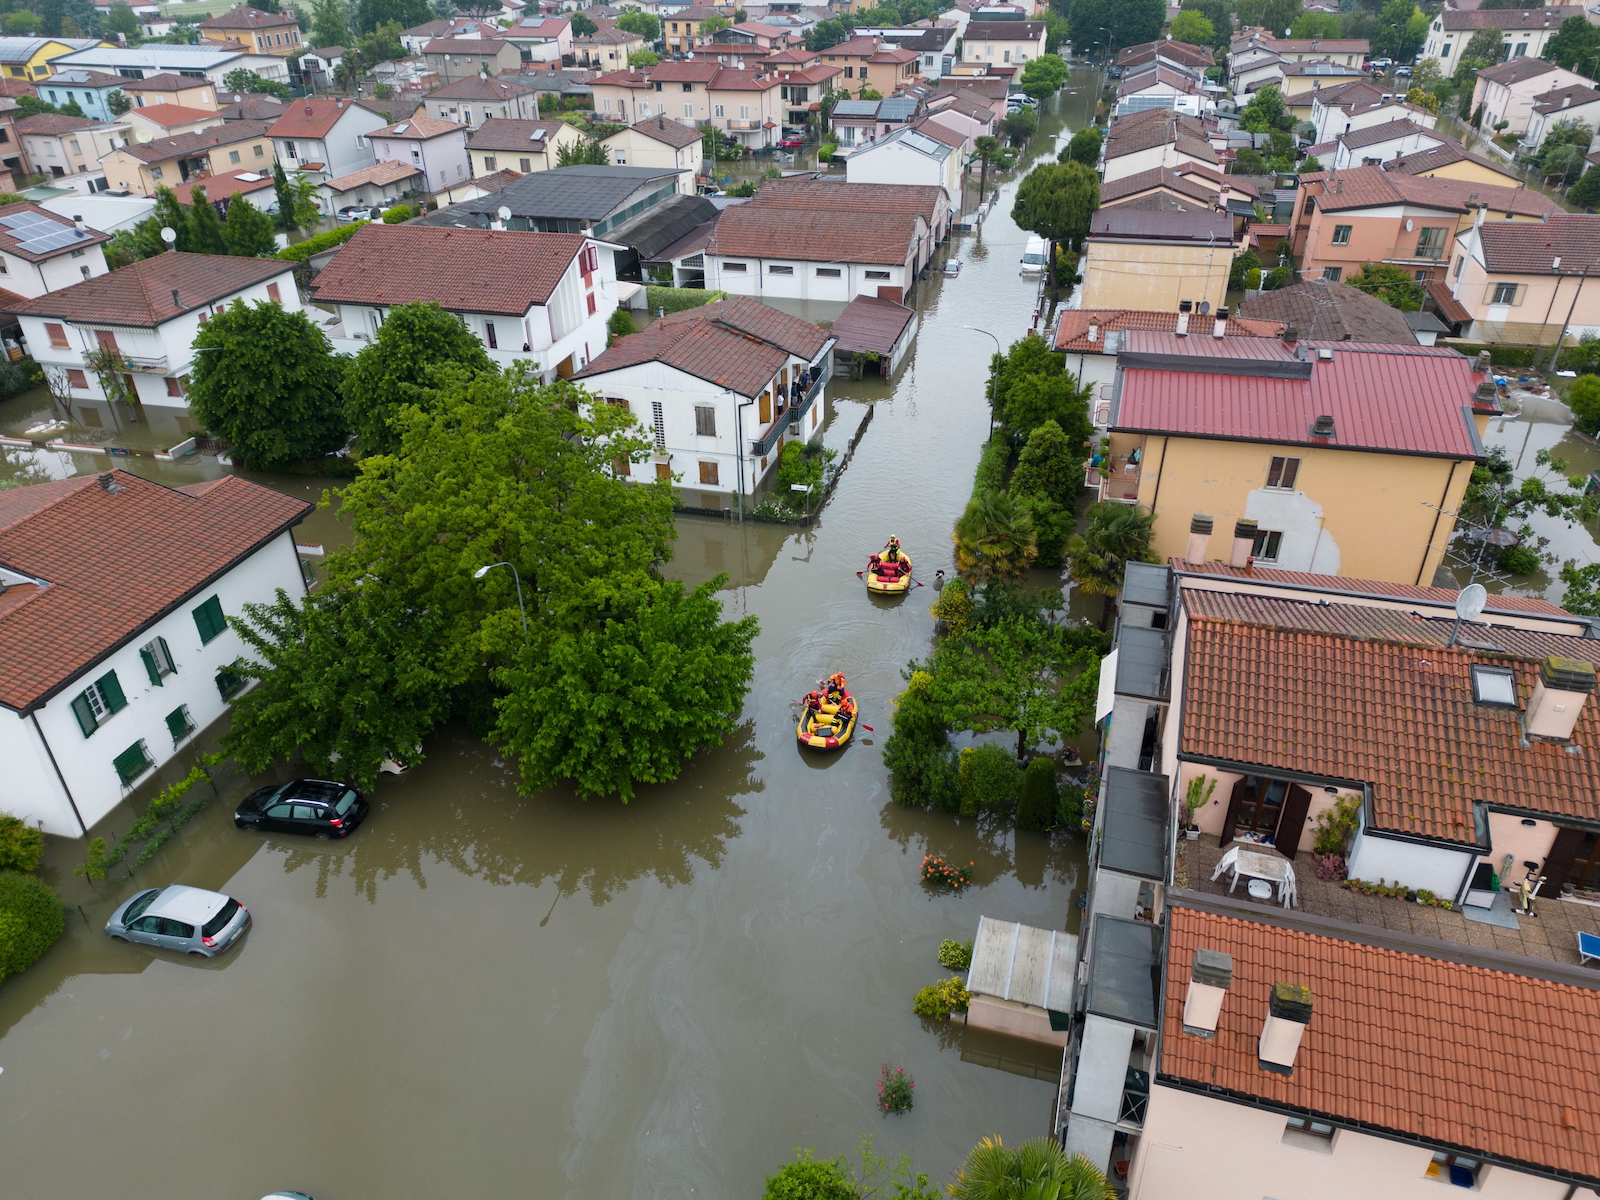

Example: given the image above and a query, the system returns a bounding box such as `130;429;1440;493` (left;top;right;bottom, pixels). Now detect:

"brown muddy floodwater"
0;80;1101;1200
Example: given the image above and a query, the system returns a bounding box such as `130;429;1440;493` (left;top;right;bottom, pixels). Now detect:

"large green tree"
1061;125;1102;167
568;11;597;36
187;300;348;470
1067;502;1159;612
557;137;611;166
616;9;660;38
102;2;138;37
1012;161;1099;288
1018;52;1068;99
310;0;350;48
1066;0;1162;53
1169;9;1213;44
343;300;494;454
1181;0;1232;47
1346;261;1423;309
1571;165;1600;210
1235;0;1300;35
186;185;228;254
954;492;1037;582
1289;12;1340;38
223;195;279;256
355;0;428;34
1545;15;1600;72
1239;85;1292;133
1370;0;1427;62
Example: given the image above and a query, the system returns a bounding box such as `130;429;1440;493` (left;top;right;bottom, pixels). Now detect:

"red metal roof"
1113;335;1483;458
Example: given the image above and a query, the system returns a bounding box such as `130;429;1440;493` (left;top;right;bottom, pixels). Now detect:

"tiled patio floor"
1177;835;1600;970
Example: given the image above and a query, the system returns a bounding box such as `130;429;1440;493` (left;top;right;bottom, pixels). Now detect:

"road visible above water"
0;80;1101;1199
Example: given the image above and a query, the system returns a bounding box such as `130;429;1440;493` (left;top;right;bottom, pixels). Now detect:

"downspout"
32;712;87;836
734;391;754;521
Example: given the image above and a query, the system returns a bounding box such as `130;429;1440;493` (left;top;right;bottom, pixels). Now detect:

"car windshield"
202;899;240;938
1021;251;1046;265
124;889;160;921
333;789;359;817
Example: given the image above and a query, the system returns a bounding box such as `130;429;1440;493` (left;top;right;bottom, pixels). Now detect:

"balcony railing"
725;118;763;131
750;370;824;457
1382;242;1447;264
113;353;170;373
1097;455;1141;505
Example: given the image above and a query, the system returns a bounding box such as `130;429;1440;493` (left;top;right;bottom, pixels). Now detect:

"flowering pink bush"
878;1064;913;1114
1314;853;1346;882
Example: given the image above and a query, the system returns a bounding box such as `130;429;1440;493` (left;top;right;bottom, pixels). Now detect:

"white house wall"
1131;1084;1580;1200
8;531;305;836
19;268;301;408
705;255;914;301
1346;825;1476;896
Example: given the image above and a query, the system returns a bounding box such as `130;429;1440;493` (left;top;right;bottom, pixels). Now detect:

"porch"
1178;834;1600;969
1086;453;1140;504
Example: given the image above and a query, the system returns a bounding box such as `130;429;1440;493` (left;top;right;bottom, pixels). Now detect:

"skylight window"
1471;665;1518;708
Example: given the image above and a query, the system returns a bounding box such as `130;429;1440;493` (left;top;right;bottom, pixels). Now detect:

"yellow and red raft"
864;547;913;595
797;690;857;750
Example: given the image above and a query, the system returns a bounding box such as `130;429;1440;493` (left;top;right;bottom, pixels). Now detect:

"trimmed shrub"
971;431;1011;497
938;938;974;969
0;814;44;873
964;743;1021;813
930;576;974;637
380;205;415;224
607;307;635;344
1015;756;1058;831
1056;784;1085;830
1498;544;1541;574
763;1153;861;1200
275;220;365;262
912;975;972;1019
0;871;65;982
644;285;728;315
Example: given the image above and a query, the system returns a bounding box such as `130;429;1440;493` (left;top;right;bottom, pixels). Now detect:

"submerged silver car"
105;884;250;957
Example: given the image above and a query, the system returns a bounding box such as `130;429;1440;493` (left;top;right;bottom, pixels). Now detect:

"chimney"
1086;320;1099;342
1186;513;1213;564
1564;92;1573;109
1183;948;1232;1038
1176;298;1192;336
1213;305;1229;338
1474;349;1492;375
1525;656;1597;741
1259;982;1313;1075
171;288;180;309
1310;413;1335;438
1230;518;1257;567
72;214;85;231
1282;321;1298;345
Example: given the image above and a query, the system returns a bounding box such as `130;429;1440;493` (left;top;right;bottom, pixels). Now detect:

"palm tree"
1067;502;1159;625
950;1136;1116;1200
954;491;1038;582
974;135;1000;204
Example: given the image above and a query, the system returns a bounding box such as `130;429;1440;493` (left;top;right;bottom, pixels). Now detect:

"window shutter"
141;646;162;686
97;669;127;713
71;692;98;737
155;636;173;673
194;595;224;643
113;740;151;785
165;705;191;742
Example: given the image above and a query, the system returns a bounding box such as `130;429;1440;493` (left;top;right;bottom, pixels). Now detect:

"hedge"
0;814;44;873
275;220;367;262
1453;345;1538;369
959;743;1020;817
645;285;727;315
971;431;1011;500
0;871;65;983
1015;757;1058;831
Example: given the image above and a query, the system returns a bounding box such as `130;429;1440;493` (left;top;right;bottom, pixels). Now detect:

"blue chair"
1578;931;1600;966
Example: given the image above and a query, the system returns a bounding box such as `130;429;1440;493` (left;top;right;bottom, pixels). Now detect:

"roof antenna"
1449;582;1487;648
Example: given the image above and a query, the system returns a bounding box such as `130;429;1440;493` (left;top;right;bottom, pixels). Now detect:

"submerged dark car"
235;779;368;838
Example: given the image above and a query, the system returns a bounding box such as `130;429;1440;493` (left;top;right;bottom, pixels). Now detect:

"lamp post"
964;325;1001;437
473;561;527;636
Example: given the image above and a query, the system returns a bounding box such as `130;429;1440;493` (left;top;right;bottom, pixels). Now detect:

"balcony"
1382;242;1448;265
724;118;763;131
1096;454;1141;504
749;370;823;457
106;353;170;373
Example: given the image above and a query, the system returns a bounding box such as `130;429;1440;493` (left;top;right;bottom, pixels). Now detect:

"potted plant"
1181;774;1215;839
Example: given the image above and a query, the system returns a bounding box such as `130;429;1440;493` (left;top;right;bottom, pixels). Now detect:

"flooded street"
0;81;1099;1199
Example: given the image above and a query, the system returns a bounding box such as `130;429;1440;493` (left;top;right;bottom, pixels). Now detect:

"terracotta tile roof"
1386;143;1519;181
588;67;651;89
1313;165;1557;217
428;74;539;100
1337;117;1448;151
1117;38;1215;70
1533;84;1600;114
0;77;35;97
1100;165;1218;207
269;97;369;139
12;112;99;136
1089;208;1232;242
121;72;208;92
126;103;222;128
47;69;135;89
12;252;294;326
750;178;944;222
1179;597;1600;836
708;205;920;265
778;63;842;85
1236;279;1419;343
762;46;819;64
1476;56;1561;86
309;224;586;315
317;159;422;192
372;114;460;139
1161;905;1600;1182
467;117;568;152
1259;36;1368;53
201;4;298;29
648;60;720;82
573;295;826;396
218;96;287;121
821;36;883;56
0;200;107;261
625;115;704;148
964;20;1044;40
0;471;310;713
1170;558;1570;615
1113;334;1482;456
1103;111;1213;161
1054;309;1282;351
907;117;964;148
1427;279;1473;325
422;37;511;54
1479;214;1600;274
828;293;914;355
1439;5;1582;30
178;168;277;203
705;67;783;92
117;119;272;163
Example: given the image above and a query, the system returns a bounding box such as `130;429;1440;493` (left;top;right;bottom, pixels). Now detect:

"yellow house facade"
1078;209;1236;312
465;117;583;177
1100;333;1493;587
0;37;100;81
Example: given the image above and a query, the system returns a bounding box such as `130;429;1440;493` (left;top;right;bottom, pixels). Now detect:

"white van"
1020;235;1048;273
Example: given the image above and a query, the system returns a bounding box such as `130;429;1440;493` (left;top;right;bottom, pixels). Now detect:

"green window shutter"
194;595;224;644
71;692;99;737
113;741;151;785
96;670;127;714
165;705;191;741
141;646;162;686
216;667;244;701
156;636;174;675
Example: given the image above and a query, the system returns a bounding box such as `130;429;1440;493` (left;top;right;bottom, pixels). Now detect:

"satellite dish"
497;205;512;221
1456;582;1487;622
1197;300;1211;315
159;226;177;244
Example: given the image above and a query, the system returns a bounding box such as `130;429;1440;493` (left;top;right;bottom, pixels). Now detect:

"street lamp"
964;325;1002;436
473;561;527;636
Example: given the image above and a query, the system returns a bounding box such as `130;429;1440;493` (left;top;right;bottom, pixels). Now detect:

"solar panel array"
0;210;91;255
